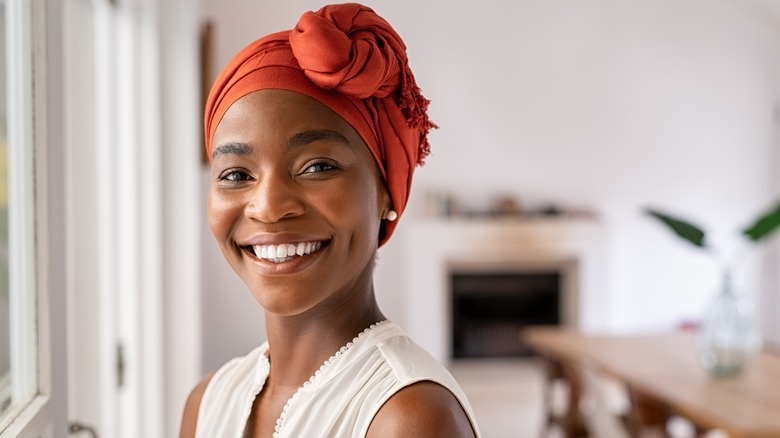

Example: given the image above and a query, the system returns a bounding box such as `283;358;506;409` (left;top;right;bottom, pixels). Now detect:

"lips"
244;240;328;263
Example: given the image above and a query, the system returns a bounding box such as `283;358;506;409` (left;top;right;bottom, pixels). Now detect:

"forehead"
213;89;362;145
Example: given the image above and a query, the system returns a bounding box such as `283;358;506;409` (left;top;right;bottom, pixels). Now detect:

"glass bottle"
696;270;762;378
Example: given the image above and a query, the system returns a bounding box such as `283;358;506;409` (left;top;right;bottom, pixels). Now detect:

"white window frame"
0;0;39;430
0;0;68;434
1;0;36;429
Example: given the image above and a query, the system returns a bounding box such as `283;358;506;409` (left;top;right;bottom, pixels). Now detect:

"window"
0;0;9;416
0;0;37;429
0;0;67;435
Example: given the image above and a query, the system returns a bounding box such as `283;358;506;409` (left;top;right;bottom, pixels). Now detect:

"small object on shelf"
492;195;521;217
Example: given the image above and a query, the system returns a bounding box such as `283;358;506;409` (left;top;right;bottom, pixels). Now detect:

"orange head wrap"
204;3;434;246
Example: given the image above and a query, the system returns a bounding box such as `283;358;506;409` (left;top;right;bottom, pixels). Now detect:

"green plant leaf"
742;200;780;242
644;208;707;248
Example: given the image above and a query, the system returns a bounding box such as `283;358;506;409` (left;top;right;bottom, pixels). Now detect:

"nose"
244;173;305;223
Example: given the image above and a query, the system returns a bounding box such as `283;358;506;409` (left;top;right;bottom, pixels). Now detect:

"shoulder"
365;380;477;438
179;345;269;437
179;372;215;438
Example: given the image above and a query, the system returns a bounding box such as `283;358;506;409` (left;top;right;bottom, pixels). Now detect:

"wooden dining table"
522;326;780;438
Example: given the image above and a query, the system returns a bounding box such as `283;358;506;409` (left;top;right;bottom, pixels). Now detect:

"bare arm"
179;372;215;438
366;381;477;438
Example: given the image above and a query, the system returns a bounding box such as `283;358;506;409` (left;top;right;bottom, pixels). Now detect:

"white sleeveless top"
196;321;481;437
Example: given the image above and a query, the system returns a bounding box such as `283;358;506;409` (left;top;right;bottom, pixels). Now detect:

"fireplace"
451;270;563;358
388;218;607;363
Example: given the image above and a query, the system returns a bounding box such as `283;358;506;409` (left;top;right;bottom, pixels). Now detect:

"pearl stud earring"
385;210;398;222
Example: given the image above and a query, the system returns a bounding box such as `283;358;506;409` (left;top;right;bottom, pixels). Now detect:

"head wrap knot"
205;3;434;245
291;6;402;99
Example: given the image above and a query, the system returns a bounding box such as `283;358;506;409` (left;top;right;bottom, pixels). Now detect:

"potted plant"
645;201;780;377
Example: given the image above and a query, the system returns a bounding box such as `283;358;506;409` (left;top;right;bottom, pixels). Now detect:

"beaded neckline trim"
272;320;388;437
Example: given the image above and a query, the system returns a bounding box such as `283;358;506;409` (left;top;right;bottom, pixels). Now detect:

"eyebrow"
211;129;352;160
286;130;352;149
212;142;253;160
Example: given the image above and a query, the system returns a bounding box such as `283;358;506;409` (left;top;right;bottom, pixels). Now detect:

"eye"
302;161;339;174
217;169;252;182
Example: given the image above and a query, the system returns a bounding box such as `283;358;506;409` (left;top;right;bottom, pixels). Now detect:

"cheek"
350;174;385;239
315;177;381;236
207;189;240;240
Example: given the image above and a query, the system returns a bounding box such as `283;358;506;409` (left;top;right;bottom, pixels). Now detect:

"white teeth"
252;241;324;263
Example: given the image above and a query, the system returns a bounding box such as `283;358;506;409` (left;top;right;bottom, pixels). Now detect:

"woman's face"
208;90;390;317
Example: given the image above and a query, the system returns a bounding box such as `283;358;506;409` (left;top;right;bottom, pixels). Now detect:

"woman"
181;4;481;437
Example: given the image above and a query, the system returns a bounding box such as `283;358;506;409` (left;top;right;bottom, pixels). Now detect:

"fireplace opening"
451;270;561;359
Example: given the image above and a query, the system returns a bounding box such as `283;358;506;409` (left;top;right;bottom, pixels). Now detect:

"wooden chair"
537;353;711;438
538;355;590;438
622;385;712;438
576;361;631;438
622;387;671;438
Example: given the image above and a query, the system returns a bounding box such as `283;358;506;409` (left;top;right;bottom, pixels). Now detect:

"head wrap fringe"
399;61;436;165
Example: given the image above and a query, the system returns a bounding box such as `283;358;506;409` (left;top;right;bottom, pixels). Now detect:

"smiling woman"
181;3;481;438
208;90;387;317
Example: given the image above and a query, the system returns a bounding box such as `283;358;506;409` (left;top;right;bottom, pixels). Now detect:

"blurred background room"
1;0;780;437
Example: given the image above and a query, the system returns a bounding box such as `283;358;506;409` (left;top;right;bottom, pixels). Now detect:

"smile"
246;240;328;263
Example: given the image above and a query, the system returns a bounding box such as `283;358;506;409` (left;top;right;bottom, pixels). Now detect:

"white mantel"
393;217;609;363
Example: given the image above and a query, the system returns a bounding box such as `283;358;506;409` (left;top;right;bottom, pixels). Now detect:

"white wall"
158;0;205;435
200;0;780;369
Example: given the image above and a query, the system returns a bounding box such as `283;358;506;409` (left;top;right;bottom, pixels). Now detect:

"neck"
262;288;385;390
